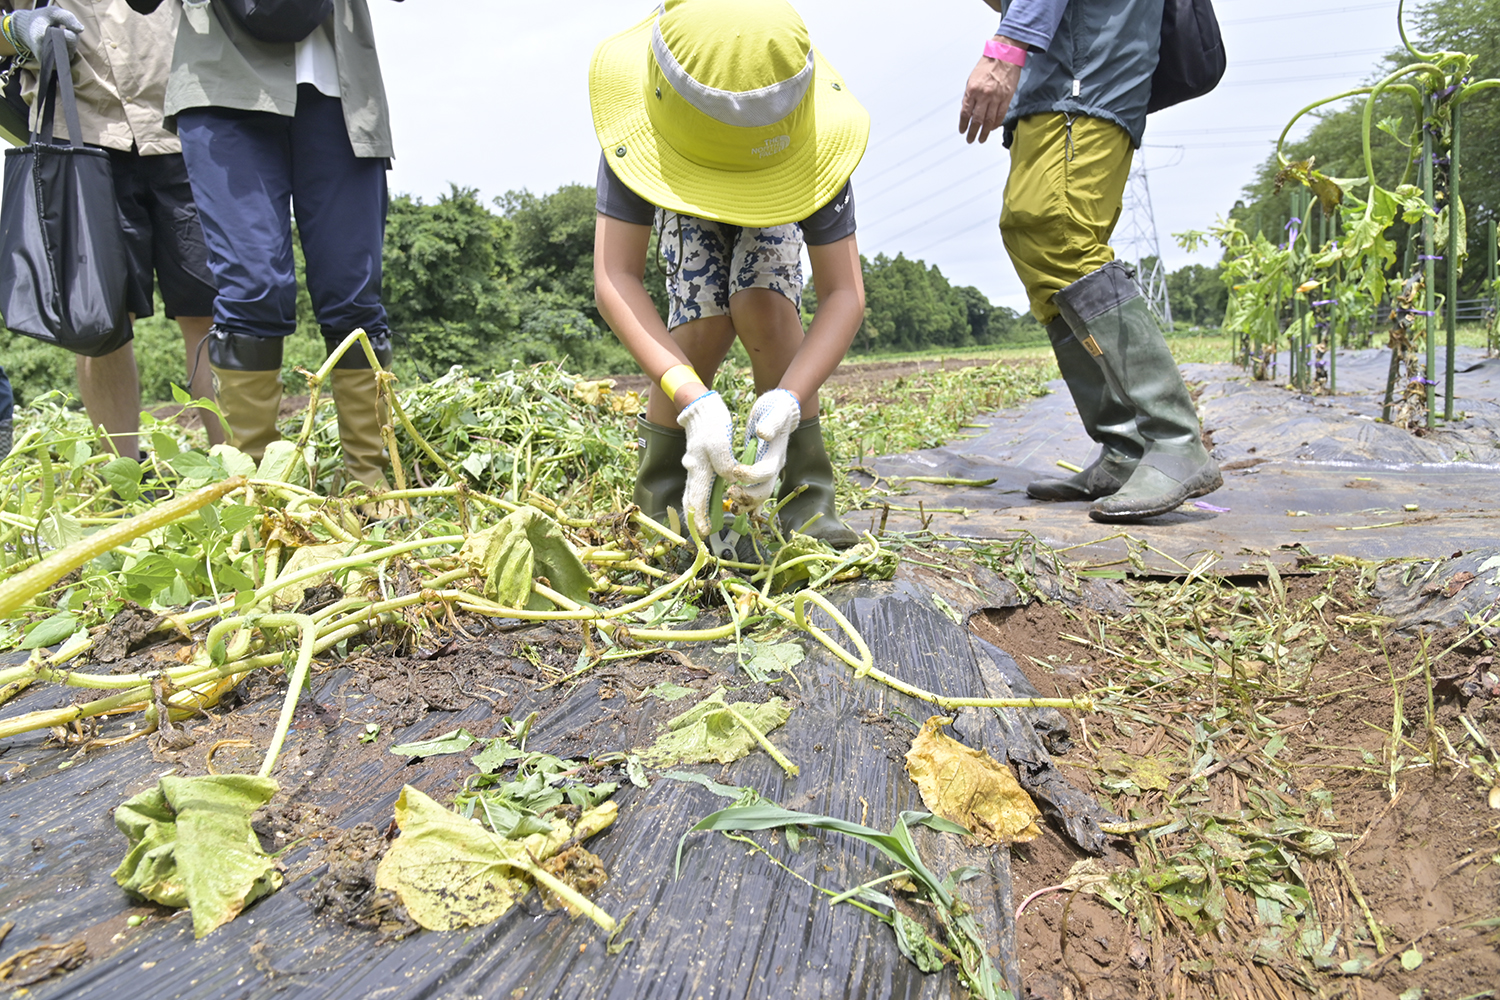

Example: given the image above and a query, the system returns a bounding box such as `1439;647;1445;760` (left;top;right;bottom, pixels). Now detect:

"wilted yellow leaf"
904;716;1041;844
573;379;616;406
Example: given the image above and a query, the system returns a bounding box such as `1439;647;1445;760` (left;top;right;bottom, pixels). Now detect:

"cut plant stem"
0;477;245;618
719;698;799;777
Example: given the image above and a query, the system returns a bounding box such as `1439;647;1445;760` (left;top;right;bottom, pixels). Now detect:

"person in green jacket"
963;0;1222;522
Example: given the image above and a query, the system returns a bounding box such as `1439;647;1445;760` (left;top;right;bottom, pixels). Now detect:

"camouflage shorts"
657;211;803;330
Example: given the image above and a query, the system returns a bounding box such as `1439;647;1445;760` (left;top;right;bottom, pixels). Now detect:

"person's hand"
960;38;1023;144
738;388;802;507
1;7;86;60
676;390;740;533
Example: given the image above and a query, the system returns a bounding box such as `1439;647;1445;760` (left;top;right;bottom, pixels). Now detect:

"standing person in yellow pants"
962;0;1221;522
591;0;869;551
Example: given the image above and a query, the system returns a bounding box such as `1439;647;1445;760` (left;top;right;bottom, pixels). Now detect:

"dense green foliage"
4;182;1040;405
1229;0;1496;296
855;253;1038;352
1162;262;1230;329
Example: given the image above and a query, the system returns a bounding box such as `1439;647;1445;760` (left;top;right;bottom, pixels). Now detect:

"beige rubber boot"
329;367;391;490
210;368;283;462
207;328;284;462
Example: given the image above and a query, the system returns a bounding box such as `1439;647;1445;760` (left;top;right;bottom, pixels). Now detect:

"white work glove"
676;390;740;535
2;7;86;61
738;388;802;507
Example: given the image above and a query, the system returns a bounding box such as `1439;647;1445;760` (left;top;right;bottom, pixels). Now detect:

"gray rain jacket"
999;0;1164;148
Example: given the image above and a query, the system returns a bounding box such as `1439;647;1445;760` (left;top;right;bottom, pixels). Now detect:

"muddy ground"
975;574;1500;1000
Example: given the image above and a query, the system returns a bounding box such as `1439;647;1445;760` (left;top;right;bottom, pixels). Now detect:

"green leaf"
389;727;480;758
20;611;78;650
626;755;649;788
102;457;143;502
171;382;192;405
168;451;218;482
893;910;945;973
645;681;694;702
459;506;594;611
150;431;180;461
111;774;282;938
216;503;258;534
635;687;792;769
471;737;521;773
209;445;257;480
39;510;83;550
1399;948;1423;971
256;440;299;483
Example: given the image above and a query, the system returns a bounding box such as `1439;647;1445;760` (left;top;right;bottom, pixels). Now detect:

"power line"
859;161;1000;233
867;93;959;150
910;214;1000;258
1219;3;1391;26
1235;46;1387;67
867;182;1005;249
1221;70;1379;87
860;143;974;203
856;133;966;195
1149;124;1279;135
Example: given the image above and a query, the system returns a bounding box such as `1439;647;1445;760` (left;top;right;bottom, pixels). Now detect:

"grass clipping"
376;784;617;932
904;716;1041;844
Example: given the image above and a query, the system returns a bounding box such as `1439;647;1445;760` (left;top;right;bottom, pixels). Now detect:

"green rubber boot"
777;418;858;549
632;417;689;534
1026;318;1144;501
1052;262;1222;523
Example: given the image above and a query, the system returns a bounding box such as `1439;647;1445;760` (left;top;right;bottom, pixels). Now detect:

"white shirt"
294;21;341;99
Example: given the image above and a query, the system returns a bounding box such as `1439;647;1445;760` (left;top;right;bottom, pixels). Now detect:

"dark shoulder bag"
216;0;334;44
1148;0;1227;114
0;27;131;357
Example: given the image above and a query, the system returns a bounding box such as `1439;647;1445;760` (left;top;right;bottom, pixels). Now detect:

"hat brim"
589;10;870;229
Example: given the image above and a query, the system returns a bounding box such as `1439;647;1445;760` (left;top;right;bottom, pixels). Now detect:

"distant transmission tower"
1116;158;1174;329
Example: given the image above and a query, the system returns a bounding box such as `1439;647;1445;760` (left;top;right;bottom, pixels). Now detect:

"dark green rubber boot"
777;418;859;549
632;417;688;534
1053;262;1222;523
1026;318;1145;501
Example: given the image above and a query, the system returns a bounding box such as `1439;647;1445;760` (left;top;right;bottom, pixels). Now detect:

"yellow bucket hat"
590;0;870;229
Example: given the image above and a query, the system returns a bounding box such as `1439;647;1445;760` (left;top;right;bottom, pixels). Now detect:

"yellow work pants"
1000;113;1134;323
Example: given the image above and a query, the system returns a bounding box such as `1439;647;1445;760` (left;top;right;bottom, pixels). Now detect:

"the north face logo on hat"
750;135;792;159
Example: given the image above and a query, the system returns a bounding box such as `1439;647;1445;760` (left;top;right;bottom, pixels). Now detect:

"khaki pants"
1000;113;1134;324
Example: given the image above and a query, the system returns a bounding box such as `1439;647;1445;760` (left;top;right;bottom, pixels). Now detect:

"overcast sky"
370;0;1408;313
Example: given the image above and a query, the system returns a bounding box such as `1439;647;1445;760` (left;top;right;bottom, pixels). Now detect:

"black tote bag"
0;27;130;357
1148;0;1227;114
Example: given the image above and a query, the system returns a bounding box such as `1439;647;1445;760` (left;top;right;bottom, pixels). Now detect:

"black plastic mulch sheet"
0;581;1109;1000
861;347;1500;573
1373;545;1500;632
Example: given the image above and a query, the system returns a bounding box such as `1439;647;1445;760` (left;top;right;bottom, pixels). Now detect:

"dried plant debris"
904;715;1042;845
375;784;617;932
0;939;87;987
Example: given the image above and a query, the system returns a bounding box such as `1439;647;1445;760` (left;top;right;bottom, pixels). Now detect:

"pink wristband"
983;39;1027;67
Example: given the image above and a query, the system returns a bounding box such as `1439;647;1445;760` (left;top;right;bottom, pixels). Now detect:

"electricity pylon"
1116;158;1174;329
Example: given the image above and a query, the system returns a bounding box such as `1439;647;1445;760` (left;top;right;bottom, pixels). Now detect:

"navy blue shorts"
108;149;217;320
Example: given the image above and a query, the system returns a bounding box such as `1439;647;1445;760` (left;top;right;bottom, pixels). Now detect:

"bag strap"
35;26;83;148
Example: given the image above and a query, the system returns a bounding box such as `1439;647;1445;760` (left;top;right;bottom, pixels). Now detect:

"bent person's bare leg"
76;339;141;460
178;316;225;446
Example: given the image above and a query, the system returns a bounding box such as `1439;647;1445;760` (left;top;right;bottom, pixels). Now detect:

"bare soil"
974;577;1500;1000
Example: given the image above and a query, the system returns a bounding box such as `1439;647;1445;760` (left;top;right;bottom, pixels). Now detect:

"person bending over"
591;0;869;550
